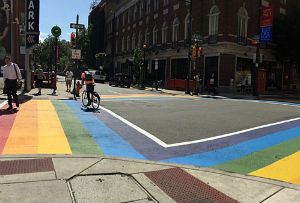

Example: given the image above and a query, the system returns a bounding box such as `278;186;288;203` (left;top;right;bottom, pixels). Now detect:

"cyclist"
81;68;95;106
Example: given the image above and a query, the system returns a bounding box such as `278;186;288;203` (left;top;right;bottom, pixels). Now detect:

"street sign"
261;6;274;27
26;33;39;49
259;26;273;43
26;0;40;33
71;49;81;59
51;26;61;37
70;23;85;29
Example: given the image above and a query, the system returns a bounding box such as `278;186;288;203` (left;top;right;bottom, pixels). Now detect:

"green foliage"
273;1;300;64
77;25;95;68
33;35;71;72
133;48;144;67
95;52;108;69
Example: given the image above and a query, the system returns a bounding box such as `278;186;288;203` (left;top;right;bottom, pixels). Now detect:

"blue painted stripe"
161;127;300;166
101;97;200;101
64;100;146;160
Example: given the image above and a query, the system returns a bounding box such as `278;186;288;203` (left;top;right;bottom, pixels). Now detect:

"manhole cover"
69;174;152;203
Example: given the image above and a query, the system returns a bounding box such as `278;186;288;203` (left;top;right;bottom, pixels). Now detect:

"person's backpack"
85;71;93;81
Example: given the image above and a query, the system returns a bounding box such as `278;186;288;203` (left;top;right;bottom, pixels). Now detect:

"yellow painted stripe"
37;100;72;154
249;151;300;185
101;94;193;99
2;101;38;154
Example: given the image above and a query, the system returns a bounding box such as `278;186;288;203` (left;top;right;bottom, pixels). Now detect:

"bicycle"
81;85;101;111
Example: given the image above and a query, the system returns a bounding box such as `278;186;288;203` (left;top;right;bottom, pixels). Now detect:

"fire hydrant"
76;81;82;97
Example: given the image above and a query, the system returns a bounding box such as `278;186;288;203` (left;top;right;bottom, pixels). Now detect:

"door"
258;70;267;92
205;56;219;87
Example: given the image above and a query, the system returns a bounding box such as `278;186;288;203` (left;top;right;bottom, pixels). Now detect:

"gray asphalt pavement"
99;84;300;145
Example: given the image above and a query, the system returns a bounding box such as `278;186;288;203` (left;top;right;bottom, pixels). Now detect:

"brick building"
94;0;298;92
0;0;25;68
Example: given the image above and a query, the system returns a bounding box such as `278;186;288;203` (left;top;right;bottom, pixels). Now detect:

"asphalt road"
98;83;300;145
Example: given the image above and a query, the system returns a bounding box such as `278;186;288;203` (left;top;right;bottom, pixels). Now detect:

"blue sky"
40;0;93;42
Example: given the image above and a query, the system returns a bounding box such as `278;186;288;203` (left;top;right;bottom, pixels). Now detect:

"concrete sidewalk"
0;155;299;203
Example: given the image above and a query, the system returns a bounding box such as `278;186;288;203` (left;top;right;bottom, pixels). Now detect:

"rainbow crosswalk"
0;98;299;185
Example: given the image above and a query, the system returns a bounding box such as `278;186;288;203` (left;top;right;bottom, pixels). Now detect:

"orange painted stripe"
2;101;38;154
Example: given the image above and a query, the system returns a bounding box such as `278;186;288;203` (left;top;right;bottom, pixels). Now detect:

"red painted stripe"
0;104;18;154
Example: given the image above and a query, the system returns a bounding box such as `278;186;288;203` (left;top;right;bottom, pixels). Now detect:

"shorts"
36;79;43;88
66;80;72;85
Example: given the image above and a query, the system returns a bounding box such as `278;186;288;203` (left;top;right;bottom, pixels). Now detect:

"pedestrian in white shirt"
3;56;22;110
65;69;73;92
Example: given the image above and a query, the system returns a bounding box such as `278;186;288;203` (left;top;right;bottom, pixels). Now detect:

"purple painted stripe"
95;110;300;160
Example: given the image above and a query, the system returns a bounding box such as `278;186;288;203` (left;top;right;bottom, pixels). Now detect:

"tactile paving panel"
0;158;54;175
144;168;239;203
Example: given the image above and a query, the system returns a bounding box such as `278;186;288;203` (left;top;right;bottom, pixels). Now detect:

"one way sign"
26;33;39;49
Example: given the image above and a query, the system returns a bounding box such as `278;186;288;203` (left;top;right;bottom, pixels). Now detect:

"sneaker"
38;92;41;95
6;106;13;111
16;102;19;108
87;102;91;106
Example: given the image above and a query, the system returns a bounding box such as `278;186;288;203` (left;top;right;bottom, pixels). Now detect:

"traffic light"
192;46;196;58
70;33;75;48
198;47;203;57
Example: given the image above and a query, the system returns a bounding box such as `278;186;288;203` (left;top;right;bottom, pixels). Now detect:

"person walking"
194;73;201;95
34;65;44;95
65;69;73;92
209;73;216;95
2;56;22;110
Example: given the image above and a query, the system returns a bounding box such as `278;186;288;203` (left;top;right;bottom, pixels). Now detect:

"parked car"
93;70;106;83
109;73;131;88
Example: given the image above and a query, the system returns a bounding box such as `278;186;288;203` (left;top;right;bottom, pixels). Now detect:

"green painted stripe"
51;100;103;155
212;136;300;174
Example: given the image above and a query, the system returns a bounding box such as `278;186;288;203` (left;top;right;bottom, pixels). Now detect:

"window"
116;17;119;29
209;5;219;43
122;37;125;52
133;5;137;21
146;0;151;14
140;1;144;18
237;7;248;41
162;22;168;44
123;13;126;26
127;36;131;51
138;31;143;47
132;34;136;49
154;0;159;10
172;18;180;42
145;28;150;44
184;13;191;40
164;0;169;6
128;10;131;24
153;26;158;45
115;40;118;53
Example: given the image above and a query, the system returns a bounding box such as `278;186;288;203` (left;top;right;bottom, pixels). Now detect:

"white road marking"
0;100;8;109
101;105;300;148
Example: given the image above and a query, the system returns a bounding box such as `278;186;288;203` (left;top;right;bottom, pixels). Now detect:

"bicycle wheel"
91;92;100;110
81;91;89;107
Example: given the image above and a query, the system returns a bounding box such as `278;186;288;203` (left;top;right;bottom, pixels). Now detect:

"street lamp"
142;44;147;88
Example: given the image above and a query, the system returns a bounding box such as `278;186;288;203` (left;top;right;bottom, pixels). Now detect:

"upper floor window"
184;13;192;40
138;31;143;47
133;5;137;21
122;37;125;51
128;10;131;24
164;0;169;6
145;28;150;44
172;18;180;42
115;40;118;53
209;5;219;36
237;7;248;38
140;1;144;18
123;13;126;26
116;17;119;29
154;0;159;10
153;26;158;45
162;22;168;44
132;34;136;49
146;0;151;14
127;36;131;51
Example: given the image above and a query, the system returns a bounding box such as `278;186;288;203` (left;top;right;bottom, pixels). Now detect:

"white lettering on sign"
28;1;34;9
28;22;34;30
28;11;34;20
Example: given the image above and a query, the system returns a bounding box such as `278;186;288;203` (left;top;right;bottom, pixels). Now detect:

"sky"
39;0;94;42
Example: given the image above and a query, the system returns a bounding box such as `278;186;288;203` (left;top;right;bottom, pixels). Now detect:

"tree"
272;1;300;66
77;26;95;68
95;52;108;69
133;48;144;85
33;35;71;72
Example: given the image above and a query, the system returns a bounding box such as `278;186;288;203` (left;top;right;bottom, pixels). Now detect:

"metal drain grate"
145;168;239;203
0;158;54;175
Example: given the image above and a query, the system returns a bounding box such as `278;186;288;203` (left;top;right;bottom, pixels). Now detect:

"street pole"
10;0;14;61
253;0;262;97
73;14;79;100
55;37;58;73
142;47;146;89
186;0;192;94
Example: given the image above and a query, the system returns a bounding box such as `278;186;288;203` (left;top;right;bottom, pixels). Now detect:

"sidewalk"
0;155;299;203
144;87;300;104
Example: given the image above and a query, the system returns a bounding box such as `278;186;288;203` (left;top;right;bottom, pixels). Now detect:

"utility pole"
10;0;14;61
253;0;262;97
186;0;192;94
72;14;79;100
